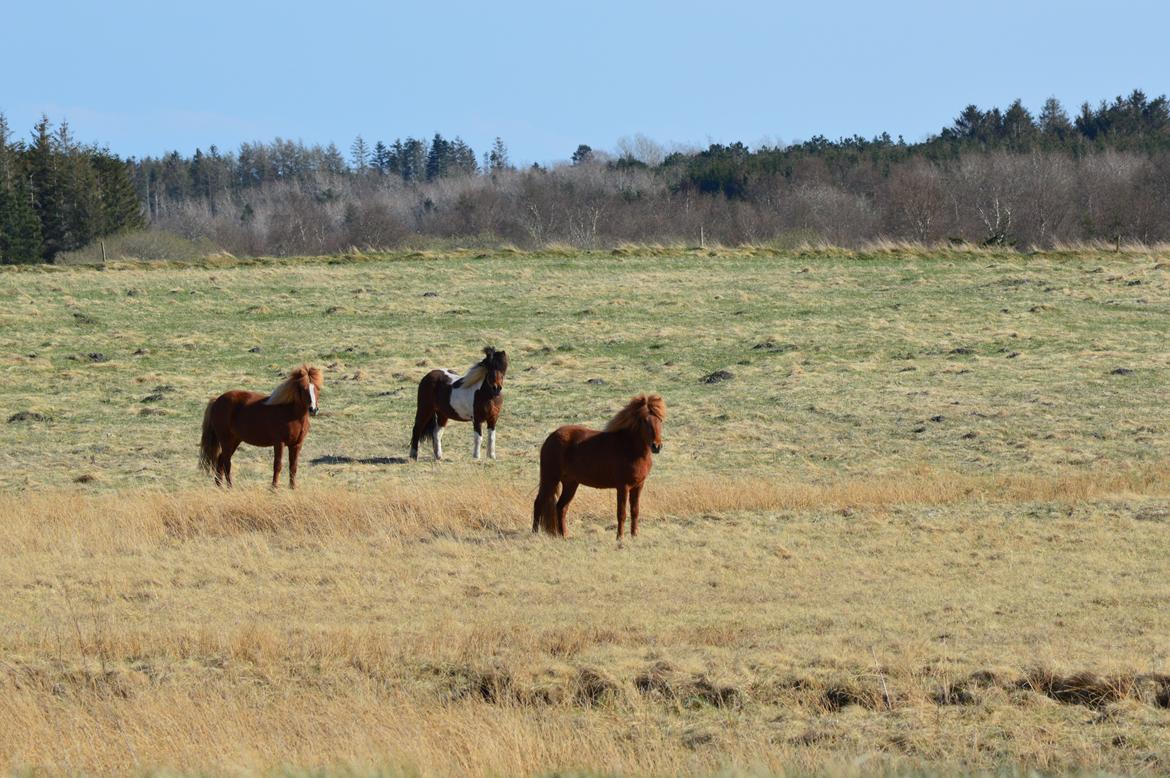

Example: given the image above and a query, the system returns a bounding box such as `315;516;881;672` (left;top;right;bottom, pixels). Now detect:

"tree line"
3;90;1170;263
0;115;143;263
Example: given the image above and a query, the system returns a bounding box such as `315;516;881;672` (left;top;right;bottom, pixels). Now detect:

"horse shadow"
310;454;409;466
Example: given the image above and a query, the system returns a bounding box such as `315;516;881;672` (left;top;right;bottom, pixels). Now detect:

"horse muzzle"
310;407;319;417
651;443;662;454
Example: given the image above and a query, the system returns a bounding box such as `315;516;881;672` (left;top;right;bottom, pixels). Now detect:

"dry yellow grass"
3;467;1170;775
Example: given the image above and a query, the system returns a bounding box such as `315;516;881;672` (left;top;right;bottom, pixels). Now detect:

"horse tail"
532;434;561;534
198;400;220;474
417;413;439;446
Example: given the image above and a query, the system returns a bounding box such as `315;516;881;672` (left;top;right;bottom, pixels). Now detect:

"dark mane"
453;346;508;388
604;394;666;432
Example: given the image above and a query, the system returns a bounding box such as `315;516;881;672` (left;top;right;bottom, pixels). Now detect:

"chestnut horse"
199;365;322;488
410;347;508;461
533;394;665;539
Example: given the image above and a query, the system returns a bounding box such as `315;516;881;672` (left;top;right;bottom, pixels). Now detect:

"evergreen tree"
488;137;510;172
350;135;369;171
322;143;346;175
571;144;593;165
425;133;451;180
371;141;391;175
26;115;68;260
1001;99;1036;147
91;152;145;235
1039;97;1073;141
0;174;45;264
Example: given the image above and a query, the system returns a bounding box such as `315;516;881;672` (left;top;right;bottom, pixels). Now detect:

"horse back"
541;426;650;488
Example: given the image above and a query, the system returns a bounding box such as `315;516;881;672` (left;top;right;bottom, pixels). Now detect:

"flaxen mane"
265;364;323;405
453;346;507;388
604;394;666;432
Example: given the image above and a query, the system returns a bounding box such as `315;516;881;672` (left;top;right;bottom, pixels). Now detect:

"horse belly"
447;383;478;421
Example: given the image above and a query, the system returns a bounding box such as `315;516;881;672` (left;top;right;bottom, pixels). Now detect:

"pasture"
2;246;1170;776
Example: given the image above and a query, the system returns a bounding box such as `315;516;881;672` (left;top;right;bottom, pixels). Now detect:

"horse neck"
611;425;650;455
272;395;308;418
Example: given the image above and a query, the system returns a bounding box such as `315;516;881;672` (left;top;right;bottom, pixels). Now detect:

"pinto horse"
410;347;508;461
199;365;322;488
533;394;665;539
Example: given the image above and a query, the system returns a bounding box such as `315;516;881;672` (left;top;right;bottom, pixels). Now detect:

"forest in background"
2;90;1170;262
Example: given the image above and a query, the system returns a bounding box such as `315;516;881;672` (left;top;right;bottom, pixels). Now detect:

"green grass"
1;249;1168;491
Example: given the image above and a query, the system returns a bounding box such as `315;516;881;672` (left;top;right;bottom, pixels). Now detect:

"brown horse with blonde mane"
533;394;665;539
199;365;322;488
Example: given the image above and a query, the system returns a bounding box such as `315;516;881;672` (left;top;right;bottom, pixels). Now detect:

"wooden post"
700;225;705;249
100;240;107;264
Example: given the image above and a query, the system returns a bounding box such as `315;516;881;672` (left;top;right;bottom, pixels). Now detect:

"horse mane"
265;364;323;405
453;346;507;388
604;394;666;432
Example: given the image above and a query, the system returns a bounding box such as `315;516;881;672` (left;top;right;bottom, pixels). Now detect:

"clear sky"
4;0;1168;164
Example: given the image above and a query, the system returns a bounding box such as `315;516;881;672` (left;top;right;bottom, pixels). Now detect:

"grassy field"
2;245;1170;776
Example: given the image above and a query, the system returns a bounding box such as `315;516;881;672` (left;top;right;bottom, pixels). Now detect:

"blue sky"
4;0;1168;164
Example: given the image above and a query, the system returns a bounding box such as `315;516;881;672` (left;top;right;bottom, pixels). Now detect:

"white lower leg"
472;432;482;459
434;427;444;459
488;429;496;459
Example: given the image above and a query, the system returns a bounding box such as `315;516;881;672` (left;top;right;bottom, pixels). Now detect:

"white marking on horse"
443;369;482;422
488;429;496;459
308;384;318;412
472;432;482;459
434;425;444;459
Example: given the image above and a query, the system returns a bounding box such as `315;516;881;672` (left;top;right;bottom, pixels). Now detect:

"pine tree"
27;115;67;260
488;137;510;172
1039;97;1073;141
91;152;145;235
0;174;45;264
571;144;593;165
425;133;450;180
322;143;346;175
350;135;369;171
371;141;391;175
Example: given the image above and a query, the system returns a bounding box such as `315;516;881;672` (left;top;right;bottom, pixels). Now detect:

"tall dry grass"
4;463;1168;553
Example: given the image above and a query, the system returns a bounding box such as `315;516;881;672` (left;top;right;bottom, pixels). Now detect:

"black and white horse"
410;347;508;460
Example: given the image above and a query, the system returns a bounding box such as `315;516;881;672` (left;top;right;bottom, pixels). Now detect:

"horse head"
481;347;508;398
295;365;323;416
641;394;665;453
266;365;323;415
605;394;665;453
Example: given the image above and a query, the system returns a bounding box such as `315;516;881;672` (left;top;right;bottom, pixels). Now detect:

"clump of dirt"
1023;669;1134;709
821;681;888;711
752;340;798;353
8;411;51;423
701;370;734;384
633;661;742;709
574;667;622;706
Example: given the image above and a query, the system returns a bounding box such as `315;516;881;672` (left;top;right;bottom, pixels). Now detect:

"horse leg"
487;425;497;460
433;417;448;460
532;481;559;535
288;443;300;489
615;486;629;540
472;419;483;460
556;481;578;537
218;440;240;488
409;405;432;460
271;442;284;488
629;485;643;537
